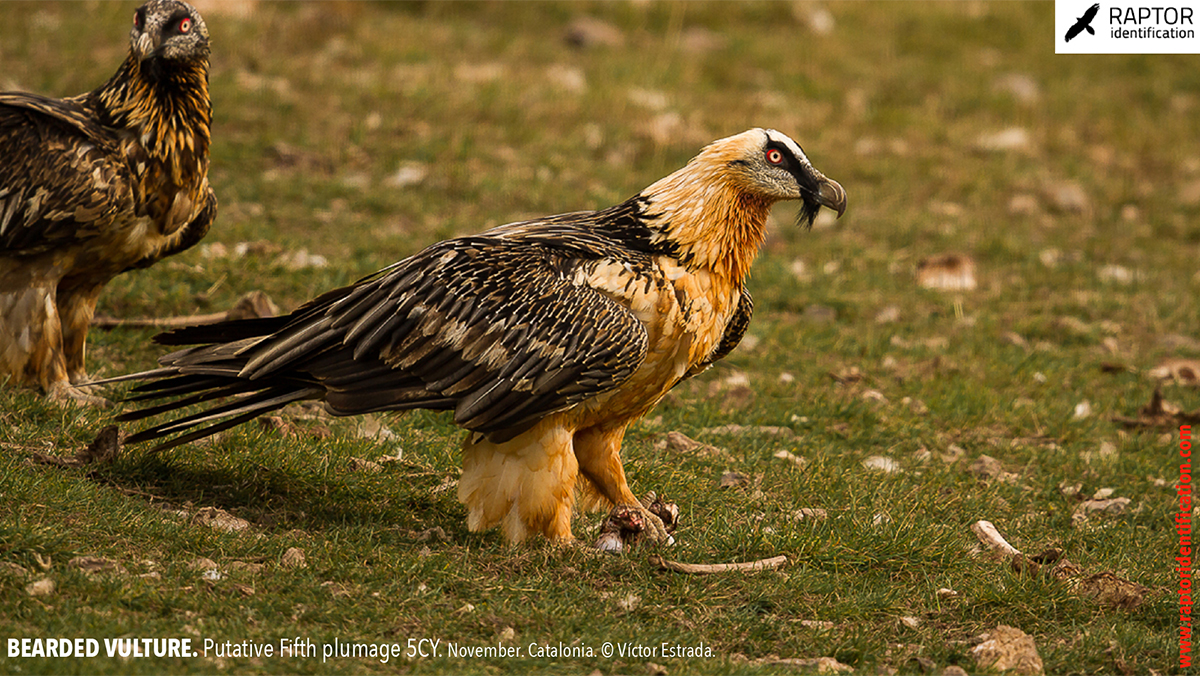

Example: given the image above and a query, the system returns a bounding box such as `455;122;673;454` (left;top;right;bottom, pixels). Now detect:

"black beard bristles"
796;200;820;230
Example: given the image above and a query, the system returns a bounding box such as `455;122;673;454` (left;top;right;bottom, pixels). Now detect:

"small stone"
970;625;1044;675
977;127;1030;152
26;577;55;597
863;456;901;473
281;547;307;569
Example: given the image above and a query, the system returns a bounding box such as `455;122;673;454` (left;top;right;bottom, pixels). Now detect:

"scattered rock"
321;581;354;598
384;161;428;188
1045;180;1090;214
258;415;330;440
354;416;399;442
188;557;220;571
970;625;1044;675
804;304;838;323
679;26;726;53
274;249;328;270
994;73;1040;104
719;471;750;489
969;455;1005;480
790;508;828;522
348;457;384;473
1009;193;1040;215
658;431;727;457
192;507;252;534
1097;264;1136;285
765;656;854;673
545;64;587;93
0;562;30;577
403;527;450;543
1180;178;1200;207
1076;572;1152;610
702;424;796;439
281;548;307;569
452;62;505;84
774;450;807;468
227;561;266;575
565;16;625;48
940;444;967;463
1149;358;1200;386
1059;481;1083;497
26;577;55;597
875;306;901;324
615;593;640;612
976;127;1030;152
229;583;255;597
790;259;812;282
1072;497;1131;525
861;389;888;405
68;556;126;576
829;366;864;384
917;253;977;291
863;456;901;473
799;6;836;35
796;619;835;630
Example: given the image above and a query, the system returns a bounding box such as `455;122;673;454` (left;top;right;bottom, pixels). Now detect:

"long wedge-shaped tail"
108;316;323;452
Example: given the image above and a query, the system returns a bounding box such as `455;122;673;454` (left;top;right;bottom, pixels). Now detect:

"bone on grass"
972;520;1022;558
970;520;1150;609
91;290;279;329
29;425;122;468
594;492;678;552
650;554;788;575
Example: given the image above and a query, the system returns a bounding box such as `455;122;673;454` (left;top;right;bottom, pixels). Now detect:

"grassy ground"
0;1;1191;673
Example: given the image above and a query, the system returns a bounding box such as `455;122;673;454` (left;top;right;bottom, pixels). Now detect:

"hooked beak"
815;177;847;219
134;32;160;61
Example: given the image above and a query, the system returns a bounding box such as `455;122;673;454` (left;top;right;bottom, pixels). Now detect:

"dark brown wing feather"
120;217;653;447
0;93;130;254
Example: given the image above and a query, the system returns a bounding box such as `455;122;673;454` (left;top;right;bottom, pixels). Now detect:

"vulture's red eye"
765;148;785;165
178;17;193;33
133;9;144;30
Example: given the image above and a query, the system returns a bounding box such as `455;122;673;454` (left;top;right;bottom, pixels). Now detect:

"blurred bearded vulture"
0;0;215;404
111;129;846;544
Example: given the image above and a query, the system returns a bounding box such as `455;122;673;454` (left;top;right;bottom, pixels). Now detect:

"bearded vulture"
0;0;215;404
109;129;845;544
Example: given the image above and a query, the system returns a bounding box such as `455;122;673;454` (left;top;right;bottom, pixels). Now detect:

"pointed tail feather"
122;385;323;451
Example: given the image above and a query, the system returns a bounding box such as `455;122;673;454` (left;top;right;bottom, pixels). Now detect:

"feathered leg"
574;423;669;544
0;283;68;395
57;281;105;385
458;417;579;543
49;281;112;406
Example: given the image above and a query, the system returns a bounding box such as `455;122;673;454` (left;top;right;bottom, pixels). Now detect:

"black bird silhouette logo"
1065;3;1101;42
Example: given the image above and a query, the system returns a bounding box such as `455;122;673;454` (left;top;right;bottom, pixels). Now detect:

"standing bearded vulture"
0;0;215;404
111;129;845;544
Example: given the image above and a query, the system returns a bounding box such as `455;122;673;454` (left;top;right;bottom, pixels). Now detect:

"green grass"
0;1;1190;673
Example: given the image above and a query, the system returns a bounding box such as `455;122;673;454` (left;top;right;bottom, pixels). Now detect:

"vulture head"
130;0;210;65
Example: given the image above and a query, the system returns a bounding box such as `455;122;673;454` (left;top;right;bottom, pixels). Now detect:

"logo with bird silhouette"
1065;3;1101;41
